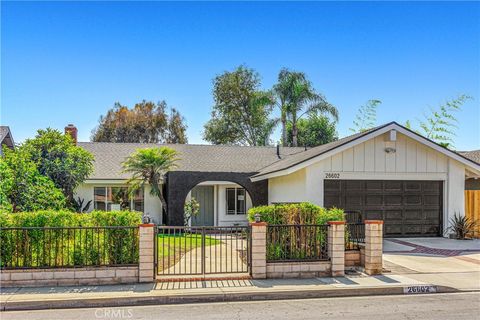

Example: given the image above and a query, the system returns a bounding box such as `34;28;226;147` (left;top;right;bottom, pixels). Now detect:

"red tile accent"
328;221;346;225
364;220;384;224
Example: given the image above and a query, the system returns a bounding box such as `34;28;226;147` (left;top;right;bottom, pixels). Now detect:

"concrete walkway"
161;235;248;275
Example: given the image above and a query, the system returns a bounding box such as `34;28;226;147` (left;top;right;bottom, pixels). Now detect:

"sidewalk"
2;270;478;311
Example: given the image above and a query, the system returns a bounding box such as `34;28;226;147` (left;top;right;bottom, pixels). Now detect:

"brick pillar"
364;220;383;275
139;224;155;283
250;222;267;279
328;221;345;277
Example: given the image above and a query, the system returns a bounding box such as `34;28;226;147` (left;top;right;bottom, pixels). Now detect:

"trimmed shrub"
0;210;142;228
0;210;142;268
247;202;344;225
248;203;344;261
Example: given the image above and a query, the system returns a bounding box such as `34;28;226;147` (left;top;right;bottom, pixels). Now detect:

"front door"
191;186;215;226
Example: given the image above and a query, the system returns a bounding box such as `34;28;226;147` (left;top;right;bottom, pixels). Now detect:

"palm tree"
273;68;294;146
122;147;180;221
275;69;338;147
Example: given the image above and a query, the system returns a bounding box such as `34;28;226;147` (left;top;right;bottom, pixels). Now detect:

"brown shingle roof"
78;142;305;180
460;150;480;165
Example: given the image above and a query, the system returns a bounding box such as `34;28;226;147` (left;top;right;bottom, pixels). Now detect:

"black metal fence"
156;226;250;276
0;226;139;269
266;224;329;262
345;223;365;250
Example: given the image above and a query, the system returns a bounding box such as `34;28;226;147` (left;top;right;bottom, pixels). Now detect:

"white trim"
84;179;129;184
322;172;447;181
251;123;480;181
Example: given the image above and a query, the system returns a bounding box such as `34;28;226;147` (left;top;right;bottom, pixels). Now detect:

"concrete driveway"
383;237;480;290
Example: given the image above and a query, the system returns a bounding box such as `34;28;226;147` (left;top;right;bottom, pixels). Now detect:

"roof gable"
251;122;480;181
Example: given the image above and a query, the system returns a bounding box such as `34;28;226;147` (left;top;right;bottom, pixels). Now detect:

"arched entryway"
185;181;254;226
164;171;268;226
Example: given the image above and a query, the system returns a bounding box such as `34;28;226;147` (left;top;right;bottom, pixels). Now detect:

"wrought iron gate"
155;226;251;276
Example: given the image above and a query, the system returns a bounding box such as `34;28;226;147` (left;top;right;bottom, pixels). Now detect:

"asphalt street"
2;292;479;320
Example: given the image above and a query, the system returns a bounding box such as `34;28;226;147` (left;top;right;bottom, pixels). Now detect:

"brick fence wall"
0;266;138;288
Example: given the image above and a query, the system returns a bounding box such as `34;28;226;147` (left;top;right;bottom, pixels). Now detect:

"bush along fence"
251;220;383;279
0;225;143;287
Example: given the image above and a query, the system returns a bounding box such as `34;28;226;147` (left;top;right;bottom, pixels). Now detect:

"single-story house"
0;126;15;156
72;121;480;238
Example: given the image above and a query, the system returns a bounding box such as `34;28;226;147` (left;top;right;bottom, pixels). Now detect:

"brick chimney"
65;124;78;145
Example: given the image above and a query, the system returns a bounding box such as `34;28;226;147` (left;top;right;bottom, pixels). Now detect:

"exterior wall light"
385;147;396;154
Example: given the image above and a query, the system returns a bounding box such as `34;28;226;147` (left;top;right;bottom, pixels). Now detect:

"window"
226;188;246;215
94;187;144;212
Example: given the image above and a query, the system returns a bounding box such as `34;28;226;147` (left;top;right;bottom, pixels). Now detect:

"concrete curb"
1;285;462;311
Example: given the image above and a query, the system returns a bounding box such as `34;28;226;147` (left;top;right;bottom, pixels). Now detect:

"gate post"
250;222;267;279
364;220;383;275
328;221;345;277
139;223;155;283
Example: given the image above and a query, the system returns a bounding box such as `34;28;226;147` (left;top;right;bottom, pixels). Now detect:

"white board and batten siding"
268;132;467;235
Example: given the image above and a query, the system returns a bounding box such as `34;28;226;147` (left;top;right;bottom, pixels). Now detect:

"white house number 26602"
325;173;340;179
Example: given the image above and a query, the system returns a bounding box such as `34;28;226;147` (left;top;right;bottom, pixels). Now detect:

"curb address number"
403;285;437;294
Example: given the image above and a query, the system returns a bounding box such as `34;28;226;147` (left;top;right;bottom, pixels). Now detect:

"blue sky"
1;1;479;150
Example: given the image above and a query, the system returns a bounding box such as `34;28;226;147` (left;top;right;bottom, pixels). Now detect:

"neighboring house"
0;126;15;155
72;122;480;237
460;150;480;190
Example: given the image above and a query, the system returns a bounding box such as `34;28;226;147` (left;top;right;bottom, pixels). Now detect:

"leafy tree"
0;148;66;212
285;113;338;147
406;94;472;148
0;160;14;211
203;65;277;146
122;147;180;222
349;100;382;133
22;128;94;205
92;100;188;144
274;69;338;147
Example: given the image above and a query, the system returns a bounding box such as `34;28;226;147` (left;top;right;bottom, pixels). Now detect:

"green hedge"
0;210;142;269
0;210;142;227
247;203;344;261
247;202;344;225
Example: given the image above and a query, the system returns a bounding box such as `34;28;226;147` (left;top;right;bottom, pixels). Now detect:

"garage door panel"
345;180;363;190
404;225;423;235
404;195;422;206
424;195;441;206
384;225;403;236
404;209;424;220
324;196;341;208
345;195;363;206
385;210;403;220
365;211;383;220
384;181;402;191
366;180;383;191
385;195;402;206
423;182;441;193
324;180;442;237
405;181;422;192
366;195;382;206
324;180;341;192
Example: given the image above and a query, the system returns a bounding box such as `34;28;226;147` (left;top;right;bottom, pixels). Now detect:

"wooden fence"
465;190;480;238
